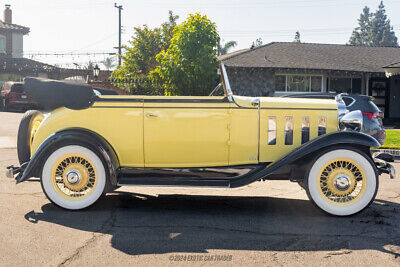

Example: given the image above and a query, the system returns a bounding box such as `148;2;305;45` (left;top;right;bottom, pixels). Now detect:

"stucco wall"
12;32;23;58
225;67;275;96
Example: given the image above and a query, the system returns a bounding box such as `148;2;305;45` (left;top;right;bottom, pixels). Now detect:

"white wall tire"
307;149;378;216
41;145;106;210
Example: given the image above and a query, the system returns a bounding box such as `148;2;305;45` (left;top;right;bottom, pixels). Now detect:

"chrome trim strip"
252;98;261;161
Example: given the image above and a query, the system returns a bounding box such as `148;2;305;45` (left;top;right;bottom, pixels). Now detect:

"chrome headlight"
339;110;363;132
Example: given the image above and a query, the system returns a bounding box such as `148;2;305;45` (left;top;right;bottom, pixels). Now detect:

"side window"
0;35;5;54
342;97;355;107
268;116;277;145
11;84;23;93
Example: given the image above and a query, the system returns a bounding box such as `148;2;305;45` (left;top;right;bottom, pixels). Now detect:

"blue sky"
6;0;400;68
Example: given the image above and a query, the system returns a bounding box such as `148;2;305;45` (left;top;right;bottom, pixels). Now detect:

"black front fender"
230;131;380;188
17;129;120;185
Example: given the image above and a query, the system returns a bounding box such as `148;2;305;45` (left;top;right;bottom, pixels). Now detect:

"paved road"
0;111;399;266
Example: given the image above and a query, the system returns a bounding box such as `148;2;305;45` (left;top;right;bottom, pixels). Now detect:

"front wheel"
41;145;106;210
306;148;378;216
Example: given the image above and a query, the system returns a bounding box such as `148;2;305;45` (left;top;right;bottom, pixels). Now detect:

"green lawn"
380;129;400;149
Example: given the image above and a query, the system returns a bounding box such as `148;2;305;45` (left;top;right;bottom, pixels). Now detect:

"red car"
0;82;39;111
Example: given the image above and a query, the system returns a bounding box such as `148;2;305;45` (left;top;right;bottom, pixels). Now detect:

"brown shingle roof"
0;20;29;34
219;42;400;73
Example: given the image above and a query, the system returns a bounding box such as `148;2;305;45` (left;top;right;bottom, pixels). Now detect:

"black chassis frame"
9;128;384;189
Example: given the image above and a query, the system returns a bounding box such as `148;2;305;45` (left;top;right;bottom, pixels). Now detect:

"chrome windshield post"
220;63;234;102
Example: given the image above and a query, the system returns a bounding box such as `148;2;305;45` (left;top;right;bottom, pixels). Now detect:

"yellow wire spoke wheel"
51;154;98;201
307;149;378;216
42;145;106;210
318;159;367;206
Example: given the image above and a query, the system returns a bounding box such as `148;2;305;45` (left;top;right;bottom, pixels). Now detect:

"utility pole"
114;3;123;66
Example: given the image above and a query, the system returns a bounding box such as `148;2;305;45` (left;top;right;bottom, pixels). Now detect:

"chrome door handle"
146;113;158;117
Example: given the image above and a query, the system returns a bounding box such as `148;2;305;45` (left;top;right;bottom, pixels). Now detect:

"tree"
293;31;301;43
101;57;116;70
251;38;263;49
349;2;398;47
111;11;179;82
349;6;372;46
161;11;179;50
151;13;220;95
370;1;398;46
85;61;94;70
218;40;237;55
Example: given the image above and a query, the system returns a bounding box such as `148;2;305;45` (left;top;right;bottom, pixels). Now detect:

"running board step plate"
117;175;231;188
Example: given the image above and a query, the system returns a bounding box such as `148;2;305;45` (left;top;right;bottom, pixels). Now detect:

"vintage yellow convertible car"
6;64;395;216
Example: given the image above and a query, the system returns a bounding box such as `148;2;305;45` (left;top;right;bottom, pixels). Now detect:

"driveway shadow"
25;192;400;257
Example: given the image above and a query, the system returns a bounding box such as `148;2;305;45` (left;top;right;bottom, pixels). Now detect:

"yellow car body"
31;95;338;168
10;66;389;215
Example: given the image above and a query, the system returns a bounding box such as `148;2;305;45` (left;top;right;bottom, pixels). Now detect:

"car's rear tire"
41;145;106;210
17;110;44;164
306;148;378;216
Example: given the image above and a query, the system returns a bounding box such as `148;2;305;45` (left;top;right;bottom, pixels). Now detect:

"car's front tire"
306;148;378;216
41;145;106;210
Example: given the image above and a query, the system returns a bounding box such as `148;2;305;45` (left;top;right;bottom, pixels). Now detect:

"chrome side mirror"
339;110;363;132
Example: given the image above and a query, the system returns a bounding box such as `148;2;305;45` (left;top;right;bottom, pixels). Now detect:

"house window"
0;35;5;54
275;74;323;92
287;75;309;92
329;78;352;93
311;76;322;92
275;75;286;91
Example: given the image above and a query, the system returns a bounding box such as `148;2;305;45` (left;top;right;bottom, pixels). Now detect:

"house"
0;5;113;84
0;4;29;58
0;4;57;81
219;42;400;122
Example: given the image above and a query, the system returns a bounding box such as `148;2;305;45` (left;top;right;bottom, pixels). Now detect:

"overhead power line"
23;51;116;57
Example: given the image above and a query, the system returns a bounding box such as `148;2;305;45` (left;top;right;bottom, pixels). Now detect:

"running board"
117;175;231;188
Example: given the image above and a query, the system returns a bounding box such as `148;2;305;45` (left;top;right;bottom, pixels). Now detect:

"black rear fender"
17;129;120;185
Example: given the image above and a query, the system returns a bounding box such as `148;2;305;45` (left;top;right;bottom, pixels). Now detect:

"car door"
143;96;230;168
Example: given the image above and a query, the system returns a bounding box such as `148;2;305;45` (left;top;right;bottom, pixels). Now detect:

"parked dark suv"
282;93;385;145
0;82;39;111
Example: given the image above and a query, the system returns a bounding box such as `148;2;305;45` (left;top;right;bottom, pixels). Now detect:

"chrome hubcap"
65;170;81;185
334;175;351;191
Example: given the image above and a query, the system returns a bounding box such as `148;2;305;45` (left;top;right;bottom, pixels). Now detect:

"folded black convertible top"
24;77;96;110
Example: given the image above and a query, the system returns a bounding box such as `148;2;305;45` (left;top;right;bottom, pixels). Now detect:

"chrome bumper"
373;153;396;179
5;164;26;181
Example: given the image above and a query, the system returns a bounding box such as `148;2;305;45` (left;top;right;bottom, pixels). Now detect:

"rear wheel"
306;149;378;216
41;145;106;210
17;110;44;164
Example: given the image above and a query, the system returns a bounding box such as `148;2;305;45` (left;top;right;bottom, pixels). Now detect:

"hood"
232;95;338;110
